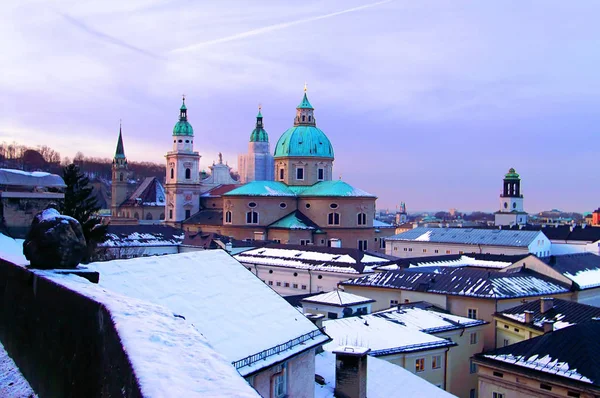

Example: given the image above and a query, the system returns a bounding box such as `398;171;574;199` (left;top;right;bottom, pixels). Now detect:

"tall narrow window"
317;168;324;180
246;211;258;224
296;167;304;180
225;211;232;224
358;240;368;251
185;209;191;219
119;173;123;181
415;358;425;372
357;212;367;225
169;209;173;219
170;168;174;179
273;363;287;398
185;168;191;179
328;212;340;225
467;308;478;319
279;168;284;180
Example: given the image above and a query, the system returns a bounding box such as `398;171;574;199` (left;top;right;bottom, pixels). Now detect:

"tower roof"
297;92;313;109
504;168;520;180
173;97;194;136
115;123;126;159
250;105;268;142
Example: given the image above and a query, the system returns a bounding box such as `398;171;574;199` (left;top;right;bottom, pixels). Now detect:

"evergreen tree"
62;163;108;262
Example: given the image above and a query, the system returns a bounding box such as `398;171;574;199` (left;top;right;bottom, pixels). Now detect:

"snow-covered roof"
81;251;329;376
120;177;165;207
0;234;27;266
0;168;65;188
224;180;376;198
301;290;375;307
314;351;455;398
39;271;259;397
100;225;184;247
477;322;600;387
541;253;600;290
235;245;394;274
342;267;570;299
0;341;37;397
387;227;545;247
373;305;486;334
373;219;394;228
323;314;455;356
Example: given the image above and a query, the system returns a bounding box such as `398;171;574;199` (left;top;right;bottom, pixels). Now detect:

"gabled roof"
268;210;321;230
341;267;570;299
120;177;165;207
374;253;529;271
100;225;184;247
477;322;600;387
386;227;544;247
323;314;455;356
235;244;396;274
0;168;66;188
182;209;223;226
539;253;600;289
301;290;375;307
81;251;329;376
373;305;487;334
200;184;239;197
497;298;600;331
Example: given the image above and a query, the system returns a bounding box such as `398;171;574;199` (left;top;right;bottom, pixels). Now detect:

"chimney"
333;346;370;398
524;310;534;323
540;297;554;314
542;320;554;334
225;242;233;253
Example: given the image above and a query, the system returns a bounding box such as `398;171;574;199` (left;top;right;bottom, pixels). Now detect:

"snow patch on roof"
302;290;374;306
563;268;600;290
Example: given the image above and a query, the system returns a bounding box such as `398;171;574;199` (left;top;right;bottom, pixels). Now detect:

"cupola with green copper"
173;96;194;136
274;85;334;159
502;167;522;197
250;105;269;142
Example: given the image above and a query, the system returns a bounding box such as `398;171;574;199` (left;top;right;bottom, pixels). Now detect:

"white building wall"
551;240;600;255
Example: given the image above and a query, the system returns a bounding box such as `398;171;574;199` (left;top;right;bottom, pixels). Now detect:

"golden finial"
304;82;307;92
258;103;262;111
182;93;186;102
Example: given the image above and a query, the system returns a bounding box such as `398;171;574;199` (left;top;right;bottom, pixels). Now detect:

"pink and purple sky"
1;0;599;212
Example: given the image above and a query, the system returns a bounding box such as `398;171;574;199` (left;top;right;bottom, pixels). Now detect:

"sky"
1;0;599;213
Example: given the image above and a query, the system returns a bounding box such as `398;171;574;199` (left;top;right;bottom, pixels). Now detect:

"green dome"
274;126;334;159
505;167;520;179
173;98;193;136
250;128;268;142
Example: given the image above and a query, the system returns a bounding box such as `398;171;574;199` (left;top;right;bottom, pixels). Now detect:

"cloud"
170;0;393;53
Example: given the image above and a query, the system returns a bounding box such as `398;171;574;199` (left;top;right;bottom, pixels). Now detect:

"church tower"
494;168;528;226
238;106;274;183
165;97;201;223
111;123;129;217
273;86;334;186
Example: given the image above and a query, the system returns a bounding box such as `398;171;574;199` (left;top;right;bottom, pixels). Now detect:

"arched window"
225;211;232;224
302;115;306;122
159;213;165;220
170;168;174;179
308;115;312;122
246;210;259;224
119;173;123;182
146;213;153;220
328;212;340;226
357;212;367;226
185;168;191;179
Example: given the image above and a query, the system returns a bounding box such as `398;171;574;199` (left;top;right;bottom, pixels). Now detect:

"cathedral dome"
173;98;194;136
273;90;334;159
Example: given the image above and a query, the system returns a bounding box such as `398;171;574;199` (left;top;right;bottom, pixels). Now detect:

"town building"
494;168;528;226
494;297;600;348
95;224;185;260
234;244;397;296
237;107;274;183
592;208;600;226
300;290;375;319
474;322;600;398
0;168;65;237
385;227;551;258
340;267;572;350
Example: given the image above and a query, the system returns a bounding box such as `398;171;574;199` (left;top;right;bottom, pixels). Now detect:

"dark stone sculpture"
23;206;87;269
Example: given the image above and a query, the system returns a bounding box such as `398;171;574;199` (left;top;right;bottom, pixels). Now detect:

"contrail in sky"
170;0;393;54
58;12;166;60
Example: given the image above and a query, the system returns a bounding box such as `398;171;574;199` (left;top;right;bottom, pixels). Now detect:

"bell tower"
111;122;129;217
495;168;527;226
165;96;201;224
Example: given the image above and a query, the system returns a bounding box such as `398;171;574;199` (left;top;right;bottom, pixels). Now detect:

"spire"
179;95;187;121
297;83;313;109
250;104;268;142
115;121;126;159
294;84;316;126
257;104;262;118
256;104;263;129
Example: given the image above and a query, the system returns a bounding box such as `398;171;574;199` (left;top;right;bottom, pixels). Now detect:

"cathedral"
111;88;394;251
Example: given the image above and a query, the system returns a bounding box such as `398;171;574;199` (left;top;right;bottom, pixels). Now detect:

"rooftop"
497;298;600;331
477;322;600;387
301;290;375;307
200;184;240;197
0;168;65;188
224;180;375;198
268;210;321;230
387;227;544;247
99;225;184;248
119;177;165;207
374;253;528;272
540;253;600;289
341;267;570;299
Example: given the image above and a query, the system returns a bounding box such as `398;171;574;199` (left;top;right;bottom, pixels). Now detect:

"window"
300;239;311;245
225;211;232;224
305;203;311;209
301;285;307;290
279;168;284;180
268;281;273;286
246;210;258;224
119;173;123;181
434;249;439;254
390;300;399;306
459;251;464;254
403;248;408;252
185;209;191;219
358;240;368;251
445;250;451;254
415;358;425;372
185;168;191;179
330;203;339;209
170;168;174;179
492;393;504;398
296;167;304;180
469;389;476;398
432;355;441;369
169;209;173;219
540;384;552;391
470;360;477;374
284;282;290;287
503;339;509;347
380;239;385;249
467;308;478;319
318;168;324;180
408;248;412;252
248;202;257;208
273;363;287;398
276;282;281;287
357;212;367;225
279;202;287;209
328;212;340;225
327;312;338;319
470;332;478;345
567;391;581;398
293;283;298;289
493;371;504;378
423;249;427;253
302;115;305;122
